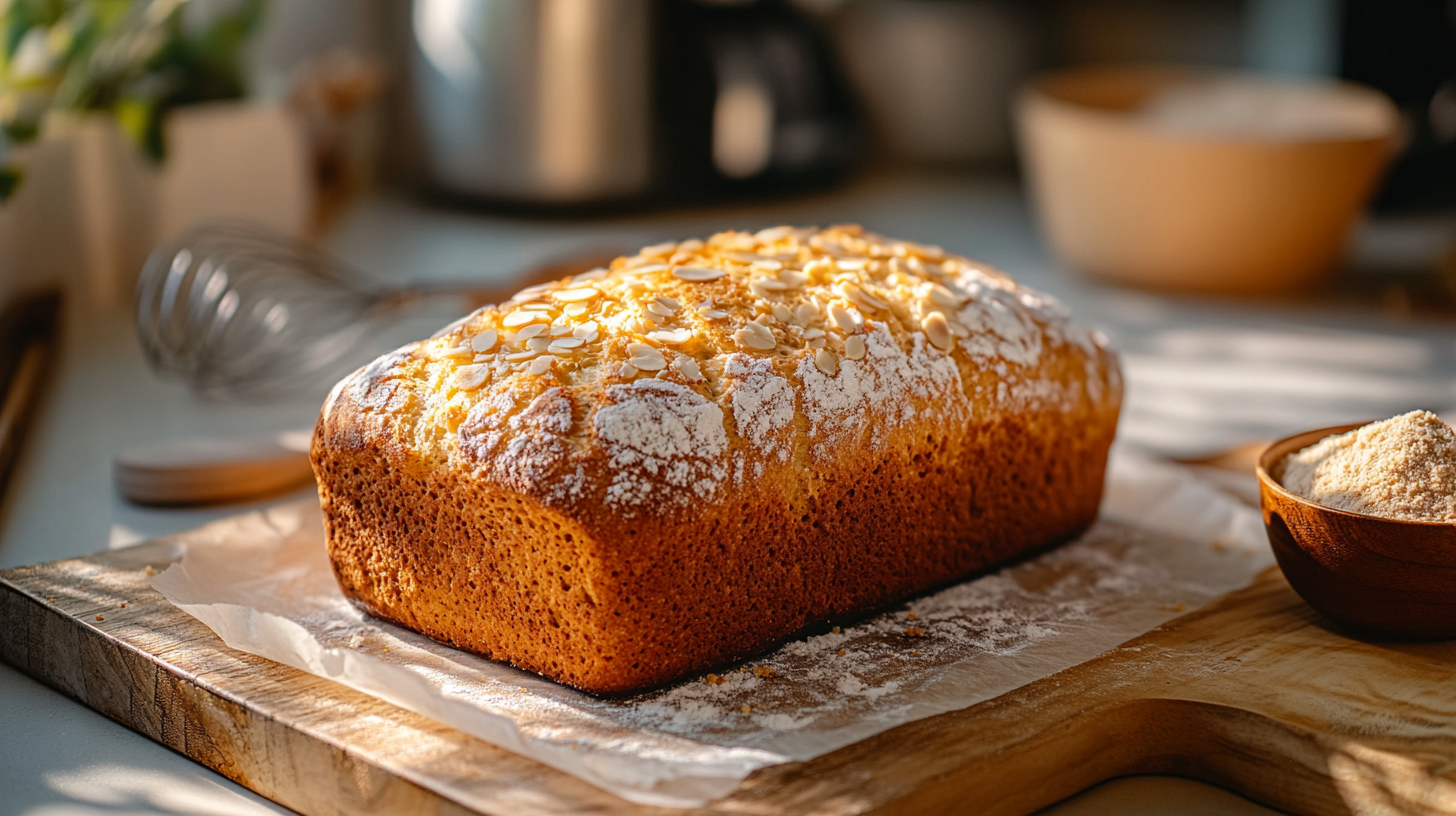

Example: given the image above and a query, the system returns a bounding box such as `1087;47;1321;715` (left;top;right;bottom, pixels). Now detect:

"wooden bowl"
1257;424;1456;639
1015;66;1398;295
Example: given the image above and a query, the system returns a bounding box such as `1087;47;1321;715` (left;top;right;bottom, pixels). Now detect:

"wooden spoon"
1257;424;1456;639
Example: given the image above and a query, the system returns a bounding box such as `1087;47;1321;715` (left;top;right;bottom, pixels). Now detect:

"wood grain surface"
2;537;1455;816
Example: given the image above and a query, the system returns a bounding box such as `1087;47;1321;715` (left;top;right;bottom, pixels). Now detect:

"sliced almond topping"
527;356;555;375
525;337;552;351
836;258;868;271
512;323;548;340
642;241;677;258
840;283;886;311
647;328;693;345
469;329;498;353
454;364;490;390
438;344;474;359
627;343;667;371
734;322;777;350
672;266;727;282
751;259;783;272
553;287;599;303
929;283;961;307
809;337;827;348
672;356;704;382
646;300;674;317
629;262;669;275
678;238;705;252
579;330;600;343
550;324;573;337
829;304;858;332
748;279;782;299
802;327;826;340
777;270;808;288
573;320;599;339
549;337;584;350
814;348;838;376
518;301;555;312
795;302;819;324
619;361;639;378
702;310;729;319
923;312;954;351
573;267;609;282
755;225;794;243
503;311;545;328
803;258;835;278
772;303;794;323
504;350;538;361
845;334;867;360
563;302;590;317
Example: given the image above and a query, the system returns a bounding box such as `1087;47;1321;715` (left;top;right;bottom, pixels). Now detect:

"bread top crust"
317;225;1121;521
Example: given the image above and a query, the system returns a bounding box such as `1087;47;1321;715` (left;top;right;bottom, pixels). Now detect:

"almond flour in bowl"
1281;410;1456;523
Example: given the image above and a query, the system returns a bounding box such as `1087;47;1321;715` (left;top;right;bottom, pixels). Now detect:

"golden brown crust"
312;225;1122;693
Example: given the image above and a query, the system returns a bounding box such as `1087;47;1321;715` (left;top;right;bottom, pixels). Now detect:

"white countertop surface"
2;171;1452;815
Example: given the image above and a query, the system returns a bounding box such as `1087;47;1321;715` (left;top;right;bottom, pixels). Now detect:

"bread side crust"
314;320;1119;693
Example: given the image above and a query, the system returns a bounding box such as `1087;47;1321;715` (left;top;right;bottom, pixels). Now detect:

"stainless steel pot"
407;0;859;206
410;0;654;204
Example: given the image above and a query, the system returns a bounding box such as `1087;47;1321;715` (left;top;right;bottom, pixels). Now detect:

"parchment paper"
151;449;1272;808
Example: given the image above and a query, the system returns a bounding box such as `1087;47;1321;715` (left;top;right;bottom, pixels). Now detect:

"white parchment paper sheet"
152;449;1272;808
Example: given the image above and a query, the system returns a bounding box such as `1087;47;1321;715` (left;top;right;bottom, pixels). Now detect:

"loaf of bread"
312;225;1121;694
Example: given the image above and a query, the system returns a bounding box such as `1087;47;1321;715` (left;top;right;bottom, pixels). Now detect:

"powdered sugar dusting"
594;379;730;513
458;387;587;505
796;322;968;456
724;354;795;462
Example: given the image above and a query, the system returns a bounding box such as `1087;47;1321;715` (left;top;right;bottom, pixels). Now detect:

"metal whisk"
135;222;612;401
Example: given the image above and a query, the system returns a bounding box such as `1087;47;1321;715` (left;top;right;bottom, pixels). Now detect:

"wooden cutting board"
2;534;1455;816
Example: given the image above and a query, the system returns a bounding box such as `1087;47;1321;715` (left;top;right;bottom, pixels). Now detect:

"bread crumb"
47;597;56;603
741;705;752;714
94;615;104;621
752;666;774;678
144;565;155;576
703;673;725;686
911;650;922;656
831;626;841;634
836;648;846;656
120;603;127;608
906;626;927;638
906;611;918;621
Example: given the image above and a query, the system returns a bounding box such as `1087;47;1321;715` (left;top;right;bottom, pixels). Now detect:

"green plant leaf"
0;164;23;201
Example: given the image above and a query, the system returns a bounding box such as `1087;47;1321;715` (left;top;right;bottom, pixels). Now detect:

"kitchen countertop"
2;170;1453;815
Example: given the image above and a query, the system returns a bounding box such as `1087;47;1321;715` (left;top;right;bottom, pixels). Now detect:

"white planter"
0;103;311;310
